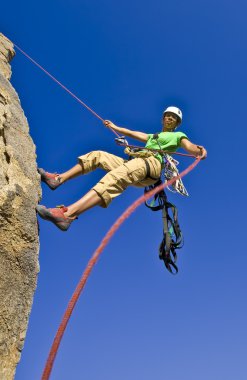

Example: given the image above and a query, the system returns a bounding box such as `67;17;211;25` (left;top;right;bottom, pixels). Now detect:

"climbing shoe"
38;168;61;190
36;205;75;231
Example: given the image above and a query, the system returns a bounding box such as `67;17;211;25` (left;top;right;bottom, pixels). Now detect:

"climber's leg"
36;189;102;231
78;150;125;174
64;189;103;217
38;151;125;190
36;156;161;230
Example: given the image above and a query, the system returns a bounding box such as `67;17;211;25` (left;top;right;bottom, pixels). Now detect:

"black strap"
144;182;184;274
159;204;179;275
142;159;160;181
153;133;163;152
153;133;160;139
144;179;167;210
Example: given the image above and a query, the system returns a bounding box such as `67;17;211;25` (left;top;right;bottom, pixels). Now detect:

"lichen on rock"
0;33;41;379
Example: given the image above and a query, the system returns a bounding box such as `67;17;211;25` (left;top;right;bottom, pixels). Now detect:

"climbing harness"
115;133;189;196
116;133;187;273
116;132;188;273
116;134;187;273
144;180;183;274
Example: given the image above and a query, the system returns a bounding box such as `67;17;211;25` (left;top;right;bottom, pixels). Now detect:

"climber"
36;106;207;231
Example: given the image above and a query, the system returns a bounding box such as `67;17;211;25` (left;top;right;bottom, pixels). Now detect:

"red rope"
13;43;120;137
41;156;201;380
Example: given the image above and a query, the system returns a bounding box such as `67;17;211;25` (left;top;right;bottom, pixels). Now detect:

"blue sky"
1;0;247;379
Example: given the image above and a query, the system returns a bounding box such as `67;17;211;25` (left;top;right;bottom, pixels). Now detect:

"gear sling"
144;180;183;274
144;133;183;274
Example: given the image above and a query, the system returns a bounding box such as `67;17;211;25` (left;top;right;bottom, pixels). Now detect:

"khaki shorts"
78;150;162;207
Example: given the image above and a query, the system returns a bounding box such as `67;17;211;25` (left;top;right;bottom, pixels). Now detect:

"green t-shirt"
145;131;188;163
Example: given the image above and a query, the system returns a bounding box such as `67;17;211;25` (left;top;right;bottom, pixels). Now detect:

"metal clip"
115;136;128;146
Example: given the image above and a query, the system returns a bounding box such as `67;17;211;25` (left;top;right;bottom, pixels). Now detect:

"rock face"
0;33;40;379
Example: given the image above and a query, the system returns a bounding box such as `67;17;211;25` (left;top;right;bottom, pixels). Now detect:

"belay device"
144;179;184;274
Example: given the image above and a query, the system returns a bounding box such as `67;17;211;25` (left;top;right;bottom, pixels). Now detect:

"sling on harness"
115;136;159;180
144;180;184;274
115;134;189;196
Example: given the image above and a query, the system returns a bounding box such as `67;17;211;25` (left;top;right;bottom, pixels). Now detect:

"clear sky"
1;0;247;379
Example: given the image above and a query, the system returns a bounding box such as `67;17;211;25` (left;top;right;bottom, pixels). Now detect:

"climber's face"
162;112;179;131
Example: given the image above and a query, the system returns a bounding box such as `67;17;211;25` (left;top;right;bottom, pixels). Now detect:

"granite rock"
0;33;41;379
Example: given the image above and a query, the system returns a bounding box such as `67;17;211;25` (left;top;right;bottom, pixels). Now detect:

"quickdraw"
162;154;189;196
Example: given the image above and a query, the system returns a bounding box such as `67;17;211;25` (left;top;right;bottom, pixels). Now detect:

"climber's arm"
104;120;148;143
180;138;207;159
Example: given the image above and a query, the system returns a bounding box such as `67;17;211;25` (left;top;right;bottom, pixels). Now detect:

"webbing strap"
144;182;183;274
142;159;160;181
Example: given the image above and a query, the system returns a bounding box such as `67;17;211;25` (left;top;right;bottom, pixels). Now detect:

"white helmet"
163;106;182;125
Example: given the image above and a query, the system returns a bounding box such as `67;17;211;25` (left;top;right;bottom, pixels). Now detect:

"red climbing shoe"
38;168;62;190
36;205;75;231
